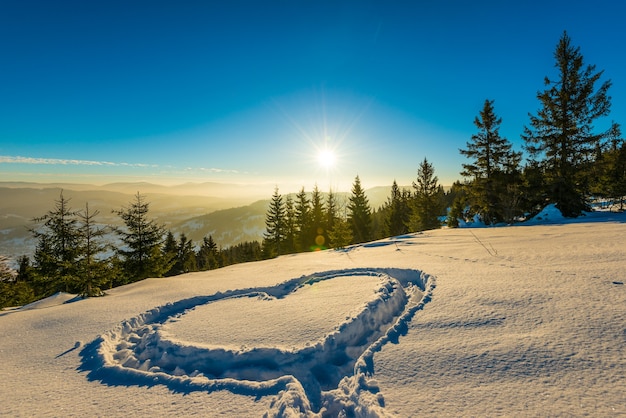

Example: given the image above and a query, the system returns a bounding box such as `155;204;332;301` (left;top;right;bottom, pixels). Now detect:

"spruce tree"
294;187;311;251
172;233;197;275
263;187;286;257
162;231;178;275
461;99;521;224
0;257;34;309
76;203;109;297
328;216;352;249
347;175;372;244
0;255;16;281
325;189;339;236
385;180;411;236
113;192;170;282
309;184;326;250
522;31;616;217
593;123;626;209
30;191;81;294
197;235;219;270
408;158;444;231
283;196;297;254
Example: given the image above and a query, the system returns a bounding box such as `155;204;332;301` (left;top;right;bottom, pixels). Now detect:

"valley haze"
0;181;395;262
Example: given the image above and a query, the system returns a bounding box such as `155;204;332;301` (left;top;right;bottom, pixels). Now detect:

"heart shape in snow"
80;268;435;416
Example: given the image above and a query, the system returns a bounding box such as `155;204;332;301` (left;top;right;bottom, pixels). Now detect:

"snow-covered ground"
1;209;625;417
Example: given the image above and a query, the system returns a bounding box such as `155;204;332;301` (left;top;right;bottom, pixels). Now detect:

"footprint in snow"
79;267;435;415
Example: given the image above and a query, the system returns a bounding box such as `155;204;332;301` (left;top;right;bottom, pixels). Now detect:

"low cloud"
0;155;240;175
0;155;155;168
191;167;241;174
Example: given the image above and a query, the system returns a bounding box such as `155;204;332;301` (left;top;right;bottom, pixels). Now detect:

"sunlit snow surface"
80;268;432;415
1;208;625;417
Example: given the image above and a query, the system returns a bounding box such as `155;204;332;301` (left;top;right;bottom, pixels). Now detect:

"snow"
1;208;625;417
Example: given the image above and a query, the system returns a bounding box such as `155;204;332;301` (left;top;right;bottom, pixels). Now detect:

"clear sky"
1;0;625;193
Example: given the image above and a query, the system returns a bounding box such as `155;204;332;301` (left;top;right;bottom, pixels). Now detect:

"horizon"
2;1;625;191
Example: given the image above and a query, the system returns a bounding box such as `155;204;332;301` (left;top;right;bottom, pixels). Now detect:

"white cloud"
0;155;154;168
0;155;242;177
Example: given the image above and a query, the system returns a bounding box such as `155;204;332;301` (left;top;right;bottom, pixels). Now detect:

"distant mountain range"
0;181;397;263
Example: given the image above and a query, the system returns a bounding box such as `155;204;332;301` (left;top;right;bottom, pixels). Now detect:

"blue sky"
1;0;625;193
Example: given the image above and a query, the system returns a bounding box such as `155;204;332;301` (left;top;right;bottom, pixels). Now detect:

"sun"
317;148;337;169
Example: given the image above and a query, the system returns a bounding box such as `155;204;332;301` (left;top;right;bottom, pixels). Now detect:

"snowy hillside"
1;211;625;416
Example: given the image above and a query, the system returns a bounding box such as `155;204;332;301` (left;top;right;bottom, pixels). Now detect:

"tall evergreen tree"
328;216;352;249
461;99;521;224
282;195;297;254
171;233;197;275
263;187;286;257
347;175;372;244
162;231;178;273
325;189;339;237
197;235;219;270
76;203;109;297
294;187;311;251
408;158;444;231
309;184;326;250
385;180;411;236
522;31;616;217
113;192;170;282
30;191;81;294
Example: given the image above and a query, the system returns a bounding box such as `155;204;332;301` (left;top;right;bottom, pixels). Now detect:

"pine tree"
325;189;339;236
309;184;326;250
172;233;197;275
461;99;521;224
283;196;297;254
162;231;178;274
408;158;444;231
328;216;352;249
16;255;33;283
113;192;170;282
263;187;286;257
347;175;372;244
0;255;16;282
30;191;81;294
522;31;616;217
445;181;469;228
593;123;626;210
76;203;109;297
294;187;311;251
197;235;219;270
0;257;34;309
385;180;411;236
